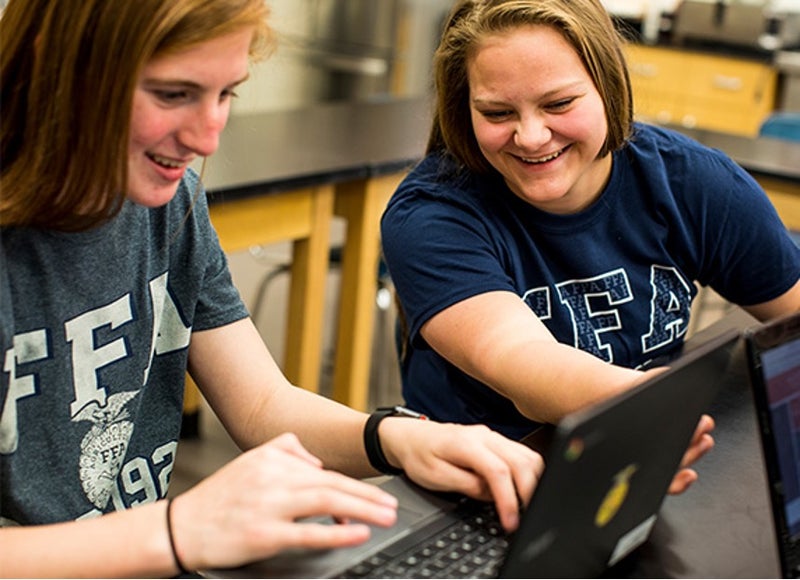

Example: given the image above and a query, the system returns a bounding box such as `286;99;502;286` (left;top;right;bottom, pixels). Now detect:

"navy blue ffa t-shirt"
381;123;800;440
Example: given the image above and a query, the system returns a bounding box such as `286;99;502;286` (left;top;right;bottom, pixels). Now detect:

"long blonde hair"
0;0;273;231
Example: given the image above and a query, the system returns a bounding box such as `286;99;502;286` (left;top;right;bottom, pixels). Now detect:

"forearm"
238;382;376;478
443;332;645;424
422;292;647;425
483;339;645;423
0;500;177;578
190;320;376;477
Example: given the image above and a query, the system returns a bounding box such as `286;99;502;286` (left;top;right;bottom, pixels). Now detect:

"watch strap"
363;406;427;475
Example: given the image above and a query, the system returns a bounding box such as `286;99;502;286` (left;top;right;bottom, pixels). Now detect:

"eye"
153;89;191;105
220;88;240;102
479;109;513;121
545;97;576;112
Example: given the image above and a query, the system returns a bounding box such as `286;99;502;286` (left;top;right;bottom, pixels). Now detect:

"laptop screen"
760;334;800;538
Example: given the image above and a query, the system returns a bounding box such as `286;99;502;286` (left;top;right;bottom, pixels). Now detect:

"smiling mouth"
519;146;568;164
147;153;185;169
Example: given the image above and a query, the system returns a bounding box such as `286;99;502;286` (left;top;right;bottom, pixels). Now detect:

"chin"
126;186;180;208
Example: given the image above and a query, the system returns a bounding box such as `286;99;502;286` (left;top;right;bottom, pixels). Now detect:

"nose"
179;100;229;157
513;113;551;150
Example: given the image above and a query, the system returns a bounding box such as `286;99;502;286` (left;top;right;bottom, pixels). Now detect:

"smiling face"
468;25;612;214
127;28;253;208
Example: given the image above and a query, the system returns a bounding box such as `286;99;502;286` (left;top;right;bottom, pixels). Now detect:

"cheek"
130;120;160;150
564;99;608;144
129;101;170;151
472;118;510;153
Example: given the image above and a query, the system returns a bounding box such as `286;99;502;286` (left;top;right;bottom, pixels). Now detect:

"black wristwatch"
363;406;428;475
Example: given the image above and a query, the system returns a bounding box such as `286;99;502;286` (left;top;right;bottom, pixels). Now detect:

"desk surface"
610;309;782;578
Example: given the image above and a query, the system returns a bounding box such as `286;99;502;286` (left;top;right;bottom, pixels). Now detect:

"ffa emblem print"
72;390;139;509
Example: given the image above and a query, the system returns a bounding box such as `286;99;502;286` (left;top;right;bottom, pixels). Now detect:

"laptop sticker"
596;464;639;527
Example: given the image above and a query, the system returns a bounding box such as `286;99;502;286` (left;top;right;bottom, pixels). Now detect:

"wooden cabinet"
626;45;777;137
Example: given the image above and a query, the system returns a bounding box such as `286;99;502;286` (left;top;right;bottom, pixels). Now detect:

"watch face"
383;406;428;420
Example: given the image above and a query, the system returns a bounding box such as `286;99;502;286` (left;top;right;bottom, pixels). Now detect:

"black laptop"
745;311;800;578
206;329;739;579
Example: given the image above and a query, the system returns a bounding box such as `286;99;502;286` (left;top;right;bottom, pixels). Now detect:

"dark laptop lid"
746;311;800;578
501;329;740;578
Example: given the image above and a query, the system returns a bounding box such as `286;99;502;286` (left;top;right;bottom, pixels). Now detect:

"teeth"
521;149;563;164
149;153;184;169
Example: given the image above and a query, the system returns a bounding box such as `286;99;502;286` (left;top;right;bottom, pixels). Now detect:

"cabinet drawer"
626;46;684;125
682;53;775;107
625;45;777;137
680;97;765;135
627;45;687;85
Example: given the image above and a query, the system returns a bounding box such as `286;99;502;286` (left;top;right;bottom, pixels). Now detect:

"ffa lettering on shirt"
521;266;693;364
1;272;191;517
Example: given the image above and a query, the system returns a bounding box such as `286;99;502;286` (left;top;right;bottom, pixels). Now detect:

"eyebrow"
142;74;251;90
472;81;587;106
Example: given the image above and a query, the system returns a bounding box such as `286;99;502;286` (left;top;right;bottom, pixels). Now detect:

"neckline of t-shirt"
504;167;619;235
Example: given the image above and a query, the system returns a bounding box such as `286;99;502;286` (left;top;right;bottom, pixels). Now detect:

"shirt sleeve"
179;170;249;332
381;180;517;347
685;150;800;306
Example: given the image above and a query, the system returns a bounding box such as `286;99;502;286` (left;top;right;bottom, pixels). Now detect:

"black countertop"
670;124;800;182
200;97;433;201
200;96;800;201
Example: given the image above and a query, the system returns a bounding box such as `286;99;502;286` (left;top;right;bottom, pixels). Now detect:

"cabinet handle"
656;110;673;124
712;75;743;92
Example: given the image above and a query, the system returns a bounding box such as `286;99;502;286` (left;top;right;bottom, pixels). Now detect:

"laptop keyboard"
336;501;510;579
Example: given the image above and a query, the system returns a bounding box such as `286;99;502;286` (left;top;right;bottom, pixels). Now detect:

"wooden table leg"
181;374;204;438
283;185;334;390
332;173;406;411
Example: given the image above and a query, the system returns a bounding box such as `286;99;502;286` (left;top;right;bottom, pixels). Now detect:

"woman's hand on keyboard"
167;432;400;572
378;419;544;533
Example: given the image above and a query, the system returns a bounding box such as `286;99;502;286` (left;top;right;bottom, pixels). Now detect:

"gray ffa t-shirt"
0;169;248;525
